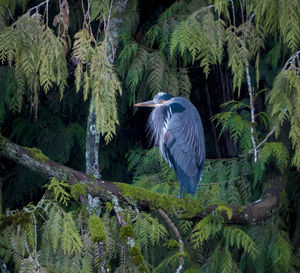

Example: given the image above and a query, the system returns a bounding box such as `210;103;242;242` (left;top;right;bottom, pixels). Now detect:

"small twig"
81;0;86;26
29;0;48;12
45;0;49;25
245;60;257;162
283;51;300;70
158;208;184;273
249;11;255;23
248;127;275;154
81;0;96;43
191;4;215;20
33;214;40;272
230;0;236;26
6;7;15;22
87;0;91;26
24;241;34;262
28;0;49;25
24;215;40;272
106;0;114;35
238;0;244;25
104;0;115;60
103;15;107;55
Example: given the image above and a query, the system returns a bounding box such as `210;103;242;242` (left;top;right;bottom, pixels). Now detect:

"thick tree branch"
0;134;121;200
191;171;283;224
0;135;284;225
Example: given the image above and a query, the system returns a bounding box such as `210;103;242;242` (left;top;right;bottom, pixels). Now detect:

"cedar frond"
191;215;223;247
72;29;122;143
0;14;67;115
134;213;168;249
223;226;258;259
269;67;300;168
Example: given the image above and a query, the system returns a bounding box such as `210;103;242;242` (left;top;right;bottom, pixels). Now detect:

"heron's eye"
160;100;164;104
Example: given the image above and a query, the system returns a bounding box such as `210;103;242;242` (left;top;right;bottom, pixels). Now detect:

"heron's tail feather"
175;165;203;195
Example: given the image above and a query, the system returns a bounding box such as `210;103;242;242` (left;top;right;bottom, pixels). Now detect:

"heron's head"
134;92;173;107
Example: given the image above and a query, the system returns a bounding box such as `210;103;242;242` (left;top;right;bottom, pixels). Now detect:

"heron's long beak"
134;100;157;107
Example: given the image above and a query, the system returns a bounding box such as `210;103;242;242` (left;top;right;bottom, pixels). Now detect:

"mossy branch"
0;134;284;225
0;211;31;230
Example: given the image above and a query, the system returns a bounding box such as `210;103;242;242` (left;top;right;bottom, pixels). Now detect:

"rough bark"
0;135;120;199
190;172;284;224
84;2;128;270
106;0;128;63
0;134;284;225
86;108;101;179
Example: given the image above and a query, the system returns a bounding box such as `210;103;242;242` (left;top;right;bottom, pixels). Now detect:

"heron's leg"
177;184;183;198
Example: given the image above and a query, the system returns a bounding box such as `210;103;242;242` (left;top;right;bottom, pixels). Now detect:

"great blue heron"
135;92;205;198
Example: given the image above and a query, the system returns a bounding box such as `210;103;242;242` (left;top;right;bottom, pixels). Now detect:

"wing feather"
162;98;205;194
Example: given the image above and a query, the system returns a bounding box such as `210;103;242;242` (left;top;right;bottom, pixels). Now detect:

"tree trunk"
84;2;128;271
85;0;128;180
86;108;101;179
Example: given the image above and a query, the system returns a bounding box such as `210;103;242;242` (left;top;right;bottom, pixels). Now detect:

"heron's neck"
148;105;168;151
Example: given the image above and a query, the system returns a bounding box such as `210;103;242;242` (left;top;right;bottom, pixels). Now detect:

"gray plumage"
136;92;206;197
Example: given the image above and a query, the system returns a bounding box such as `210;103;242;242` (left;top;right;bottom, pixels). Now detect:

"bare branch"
230;0;236;26
158;209;184;272
248;127;275;154
6;7;15;22
245;55;257;162
28;0;49;25
283;50;300;71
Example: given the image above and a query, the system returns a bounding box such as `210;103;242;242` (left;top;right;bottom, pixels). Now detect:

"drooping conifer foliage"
0;0;299;272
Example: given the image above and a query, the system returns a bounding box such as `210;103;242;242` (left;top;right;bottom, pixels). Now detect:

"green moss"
133;254;144;265
88;214;105;242
115;183;203;218
87;174;97;181
120;225;134;239
26;147;49;163
80;206;89;217
129;246;141;256
0;213;30;230
138;263;148;273
106;263;111;272
215;205;233;220
129;245;148;272
71;184;87;200
96;257;103;263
